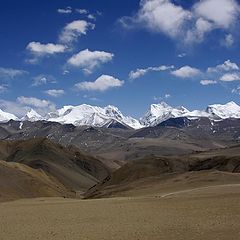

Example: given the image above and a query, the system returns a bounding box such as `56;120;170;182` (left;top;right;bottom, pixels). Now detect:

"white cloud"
17;96;54;109
58;7;72;14
120;0;240;44
194;0;240;29
129;69;147;80
222;34;234;48
232;86;240;94
171;66;201;78
0;97;56;117
0;85;8;93
67;49;114;74
178;53;186;58
33;76;47;86
26;42;66;64
63;70;70;75
83;94;100;101
200;79;217;85
189;0;240;43
207;60;239;73
164;93;171;99
45;89;65;97
75;75;124;92
153;93;171;101
32;75;56;86
186;17;214;43
121;0;192;38
199;60;240;84
76;9;88;14
26;42;67;56
59;20;95;44
0;67;27;79
220;73;240;82
97;11;103;16
129;65;174;80
87;14;96;20
0;99;29;117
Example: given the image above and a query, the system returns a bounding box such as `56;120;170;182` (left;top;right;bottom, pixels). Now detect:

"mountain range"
0;101;240;129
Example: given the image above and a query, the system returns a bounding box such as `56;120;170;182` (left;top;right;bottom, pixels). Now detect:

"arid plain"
1;180;240;240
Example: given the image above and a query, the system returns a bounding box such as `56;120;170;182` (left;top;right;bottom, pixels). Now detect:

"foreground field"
1;184;240;240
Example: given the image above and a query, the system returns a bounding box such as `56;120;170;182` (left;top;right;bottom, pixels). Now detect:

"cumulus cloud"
185;17;214;43
45;89;65;97
200;79;217;85
129;65;174;80
26;42;67;64
193;0;240;28
26;42;66;56
67;49;114;74
220;73;240;82
119;0;240;44
17;96;53;108
59;20;95;44
207;60;239;73
171;66;201;78
121;0;191;37
0;99;29;117
32;75;56;86
198;60;240;85
0;97;56;117
166;59;240;86
0;67;27;79
75;75;124;92
57;7;72;14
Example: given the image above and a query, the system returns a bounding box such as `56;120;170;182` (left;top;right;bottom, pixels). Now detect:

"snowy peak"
184;110;210;119
1;102;240;129
140;102;189;126
141;101;240;127
206;101;240;119
57;105;75;117
0;109;18;122
104;105;143;129
104;105;123;120
22;109;44;122
48;104;142;129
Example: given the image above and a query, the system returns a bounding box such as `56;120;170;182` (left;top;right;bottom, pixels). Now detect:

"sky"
0;0;240;118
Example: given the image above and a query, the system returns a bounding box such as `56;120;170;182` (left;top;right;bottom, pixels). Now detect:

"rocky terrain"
0;102;240;240
0;138;109;202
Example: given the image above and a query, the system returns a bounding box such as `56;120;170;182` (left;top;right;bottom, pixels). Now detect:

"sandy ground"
1;184;240;240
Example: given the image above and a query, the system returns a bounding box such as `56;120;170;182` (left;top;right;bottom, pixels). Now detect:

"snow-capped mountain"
140;102;189;127
48;104;142;129
22;109;44;122
140;101;240;127
1;101;240;129
206;101;240;119
183;110;210;119
0;109;18;122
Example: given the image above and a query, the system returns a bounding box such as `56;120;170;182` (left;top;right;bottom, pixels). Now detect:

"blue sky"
0;0;240;118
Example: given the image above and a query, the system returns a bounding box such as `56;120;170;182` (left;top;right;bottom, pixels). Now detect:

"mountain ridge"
1;101;240;129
